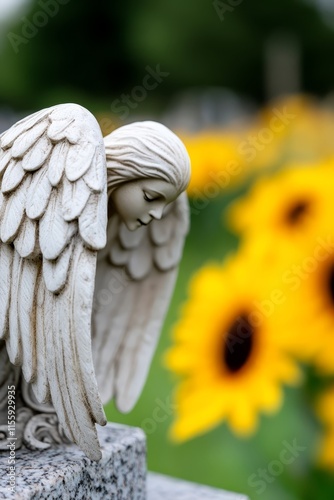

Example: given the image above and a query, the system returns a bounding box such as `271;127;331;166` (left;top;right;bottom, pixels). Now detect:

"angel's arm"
93;192;190;412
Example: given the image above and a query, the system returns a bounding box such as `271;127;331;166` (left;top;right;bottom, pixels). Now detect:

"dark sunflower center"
327;264;334;305
285;200;310;225
223;314;254;373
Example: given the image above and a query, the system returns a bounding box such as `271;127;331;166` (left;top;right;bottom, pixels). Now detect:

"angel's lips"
137;219;150;226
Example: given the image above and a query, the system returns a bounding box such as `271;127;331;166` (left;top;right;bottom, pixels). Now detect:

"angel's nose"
149;204;165;220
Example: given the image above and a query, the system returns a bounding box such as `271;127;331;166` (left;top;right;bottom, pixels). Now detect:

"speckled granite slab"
0;423;146;499
147;472;248;500
0;422;248;500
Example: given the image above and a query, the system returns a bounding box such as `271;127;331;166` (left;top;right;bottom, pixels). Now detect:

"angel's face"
111;179;179;231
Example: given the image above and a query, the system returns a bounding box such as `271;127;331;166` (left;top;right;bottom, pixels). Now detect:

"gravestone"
0;423;249;499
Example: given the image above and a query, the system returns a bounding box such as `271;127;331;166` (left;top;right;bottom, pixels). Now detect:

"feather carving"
1;159;25;194
26;167;52;220
11;120;48;159
0;103;190;463
22;135;52;171
48;141;67;187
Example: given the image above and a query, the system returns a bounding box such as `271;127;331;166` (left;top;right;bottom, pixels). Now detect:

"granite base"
0;423;248;500
0;423;146;500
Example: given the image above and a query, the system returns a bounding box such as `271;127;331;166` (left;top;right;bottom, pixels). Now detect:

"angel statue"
0;104;190;460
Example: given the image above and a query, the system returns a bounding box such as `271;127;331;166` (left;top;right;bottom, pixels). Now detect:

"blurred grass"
105;190;319;499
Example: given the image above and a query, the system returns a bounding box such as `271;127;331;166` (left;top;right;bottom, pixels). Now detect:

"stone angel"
0;104;190;460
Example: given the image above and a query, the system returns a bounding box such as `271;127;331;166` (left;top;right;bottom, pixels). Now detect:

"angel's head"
104;121;190;231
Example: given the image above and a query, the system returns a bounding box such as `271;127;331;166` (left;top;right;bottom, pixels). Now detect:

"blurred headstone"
264;33;301;100
163;88;255;132
147;473;249;500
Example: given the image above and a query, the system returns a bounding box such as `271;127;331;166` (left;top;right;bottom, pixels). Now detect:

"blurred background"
1;1;334;498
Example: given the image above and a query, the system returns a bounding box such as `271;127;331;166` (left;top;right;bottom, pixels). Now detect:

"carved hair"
104;121;190;194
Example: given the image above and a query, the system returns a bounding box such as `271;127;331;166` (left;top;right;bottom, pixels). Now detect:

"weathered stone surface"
0;422;248;500
0;423;146;500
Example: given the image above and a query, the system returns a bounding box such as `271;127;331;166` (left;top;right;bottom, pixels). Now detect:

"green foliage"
1;2;334;496
105;194;329;499
1;0;334;110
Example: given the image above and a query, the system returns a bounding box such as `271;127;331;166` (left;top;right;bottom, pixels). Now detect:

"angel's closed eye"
143;191;157;202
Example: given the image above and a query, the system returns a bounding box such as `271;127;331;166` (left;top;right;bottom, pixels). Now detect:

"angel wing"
0;103;108;460
92;192;189;413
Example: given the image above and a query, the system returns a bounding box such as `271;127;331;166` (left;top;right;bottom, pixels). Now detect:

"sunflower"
165;259;301;442
241;110;289;173
227;160;334;251
226;162;334;365
316;387;334;470
251;94;334;168
276;243;334;374
181;131;246;197
237;94;312;175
